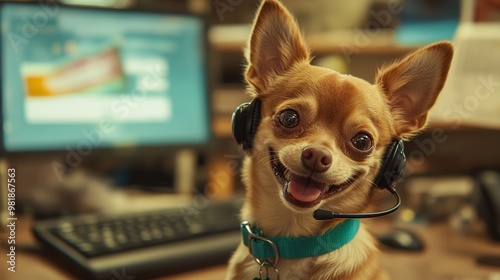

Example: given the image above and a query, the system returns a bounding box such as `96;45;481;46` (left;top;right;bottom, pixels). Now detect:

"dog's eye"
278;109;299;128
351;133;372;151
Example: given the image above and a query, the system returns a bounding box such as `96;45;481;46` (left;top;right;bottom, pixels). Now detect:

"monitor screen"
0;3;210;153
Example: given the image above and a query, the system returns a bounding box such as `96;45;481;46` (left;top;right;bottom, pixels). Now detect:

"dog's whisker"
255;157;272;165
253;153;274;165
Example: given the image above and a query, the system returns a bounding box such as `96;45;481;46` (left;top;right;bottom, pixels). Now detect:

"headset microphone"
313;187;401;220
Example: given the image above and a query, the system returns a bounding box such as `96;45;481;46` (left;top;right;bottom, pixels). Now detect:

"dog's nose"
301;147;332;173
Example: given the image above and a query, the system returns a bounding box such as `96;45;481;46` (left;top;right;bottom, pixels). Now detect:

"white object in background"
430;22;500;129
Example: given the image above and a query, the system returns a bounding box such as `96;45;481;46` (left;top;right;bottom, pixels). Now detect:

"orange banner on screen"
24;48;124;97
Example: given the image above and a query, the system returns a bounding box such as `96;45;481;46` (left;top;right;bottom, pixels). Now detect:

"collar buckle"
242;221;280;267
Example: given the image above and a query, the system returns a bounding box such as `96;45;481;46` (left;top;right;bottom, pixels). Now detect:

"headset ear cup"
231;102;249;146
245;99;261;150
231;99;261;151
374;140;406;190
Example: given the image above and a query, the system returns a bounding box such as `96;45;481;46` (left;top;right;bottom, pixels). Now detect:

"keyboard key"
47;200;242;258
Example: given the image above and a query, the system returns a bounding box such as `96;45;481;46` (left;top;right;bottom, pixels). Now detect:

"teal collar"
241;219;360;260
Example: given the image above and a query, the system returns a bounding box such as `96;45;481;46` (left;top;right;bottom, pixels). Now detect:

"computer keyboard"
33;198;243;279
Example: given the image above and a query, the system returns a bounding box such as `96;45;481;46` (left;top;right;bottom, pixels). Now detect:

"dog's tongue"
288;174;324;203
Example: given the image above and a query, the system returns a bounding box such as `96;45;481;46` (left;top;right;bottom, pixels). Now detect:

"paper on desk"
430;23;500;129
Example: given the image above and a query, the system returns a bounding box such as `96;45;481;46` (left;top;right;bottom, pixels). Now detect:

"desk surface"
1;216;499;280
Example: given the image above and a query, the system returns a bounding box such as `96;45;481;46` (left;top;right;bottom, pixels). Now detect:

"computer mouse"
377;228;425;252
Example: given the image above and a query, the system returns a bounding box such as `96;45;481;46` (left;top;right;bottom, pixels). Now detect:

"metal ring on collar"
244;223;280;267
259;261;280;280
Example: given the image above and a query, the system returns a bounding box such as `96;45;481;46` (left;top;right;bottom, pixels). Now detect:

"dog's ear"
245;0;309;93
376;42;453;139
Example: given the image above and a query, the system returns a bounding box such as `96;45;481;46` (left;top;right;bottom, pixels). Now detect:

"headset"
232;98;404;220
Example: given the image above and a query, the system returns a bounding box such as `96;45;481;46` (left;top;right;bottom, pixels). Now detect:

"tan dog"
226;0;453;279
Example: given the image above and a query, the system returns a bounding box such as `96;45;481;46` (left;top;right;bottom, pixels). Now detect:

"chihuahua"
226;0;453;279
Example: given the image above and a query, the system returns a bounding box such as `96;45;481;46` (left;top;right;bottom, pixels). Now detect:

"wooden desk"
1;217;499;280
375;221;500;280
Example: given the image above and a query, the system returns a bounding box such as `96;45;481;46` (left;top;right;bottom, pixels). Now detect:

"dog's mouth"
270;148;359;208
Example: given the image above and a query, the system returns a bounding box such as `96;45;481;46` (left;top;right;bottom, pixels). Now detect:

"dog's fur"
226;1;453;279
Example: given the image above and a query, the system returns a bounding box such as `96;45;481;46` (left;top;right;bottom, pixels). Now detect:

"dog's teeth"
326;185;336;193
272;167;280;176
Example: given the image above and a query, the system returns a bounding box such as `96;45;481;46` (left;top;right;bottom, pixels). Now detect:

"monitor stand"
174;149;197;195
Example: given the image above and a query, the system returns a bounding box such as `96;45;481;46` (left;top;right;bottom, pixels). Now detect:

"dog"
226;0;453;279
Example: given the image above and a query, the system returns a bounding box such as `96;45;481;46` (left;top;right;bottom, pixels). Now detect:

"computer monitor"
0;2;210;154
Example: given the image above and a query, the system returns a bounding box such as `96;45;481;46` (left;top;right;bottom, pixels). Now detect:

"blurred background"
0;0;499;279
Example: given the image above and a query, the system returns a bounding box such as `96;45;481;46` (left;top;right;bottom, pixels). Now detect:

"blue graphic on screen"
1;3;209;152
